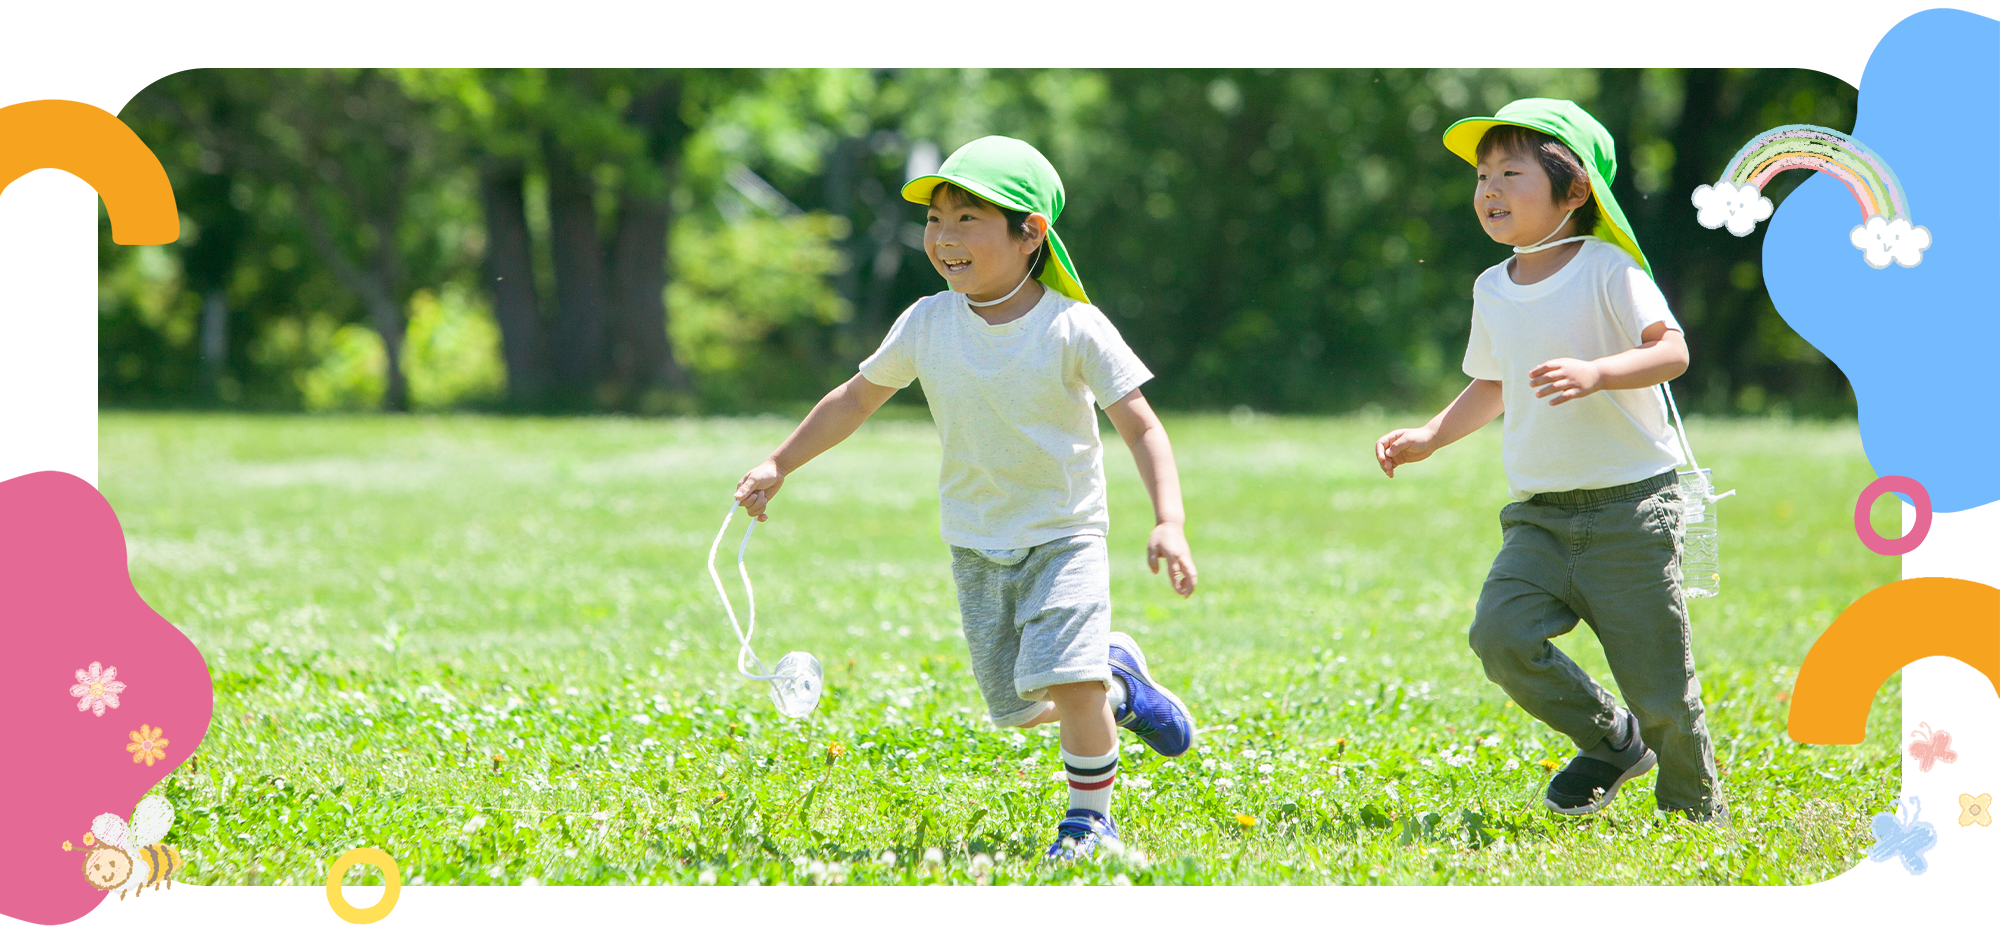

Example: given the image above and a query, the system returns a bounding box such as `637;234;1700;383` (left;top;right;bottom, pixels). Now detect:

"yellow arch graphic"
0;99;178;244
1788;577;2000;744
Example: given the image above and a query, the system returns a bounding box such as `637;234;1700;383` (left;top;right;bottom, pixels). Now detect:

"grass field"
102;410;1902;886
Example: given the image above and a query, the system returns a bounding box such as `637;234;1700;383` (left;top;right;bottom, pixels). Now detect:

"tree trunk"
479;162;548;408
603;77;693;409
606;187;685;405
545;137;609;407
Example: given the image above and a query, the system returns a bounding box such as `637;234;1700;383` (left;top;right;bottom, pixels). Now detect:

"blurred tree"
105;68;1859;418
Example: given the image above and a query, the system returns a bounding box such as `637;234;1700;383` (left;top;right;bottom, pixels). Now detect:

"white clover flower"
1113;873;1133;886
1126;776;1152;790
698;868;717;885
1849;215;1932;268
1215;777;1235;790
1692;180;1773;237
1505;757;1521;770
1126;848;1150;868
878;850;898;868
1097;837;1126;858
460;814;487;835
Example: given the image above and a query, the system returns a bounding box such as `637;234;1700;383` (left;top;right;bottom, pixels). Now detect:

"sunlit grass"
102;410;1900;885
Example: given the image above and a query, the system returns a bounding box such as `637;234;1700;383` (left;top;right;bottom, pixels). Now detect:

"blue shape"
1762;9;2000;513
1760;7;1824;71
1867;795;1937;874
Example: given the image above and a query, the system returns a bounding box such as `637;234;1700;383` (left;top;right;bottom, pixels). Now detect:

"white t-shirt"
860;288;1153;550
1462;237;1687;501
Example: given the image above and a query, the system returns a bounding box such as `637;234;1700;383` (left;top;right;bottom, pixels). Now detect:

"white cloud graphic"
1849;215;1932;268
1691;180;1774;237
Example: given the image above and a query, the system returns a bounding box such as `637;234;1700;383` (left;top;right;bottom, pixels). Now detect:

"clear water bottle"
768;651;824;719
1678;468;1722;599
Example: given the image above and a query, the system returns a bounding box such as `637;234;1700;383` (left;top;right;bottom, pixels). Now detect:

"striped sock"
1062;748;1119;817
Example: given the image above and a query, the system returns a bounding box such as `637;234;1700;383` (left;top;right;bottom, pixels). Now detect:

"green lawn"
103;410;1901;886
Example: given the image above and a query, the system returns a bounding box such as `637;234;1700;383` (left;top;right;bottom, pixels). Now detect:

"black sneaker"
1545;748;1657;815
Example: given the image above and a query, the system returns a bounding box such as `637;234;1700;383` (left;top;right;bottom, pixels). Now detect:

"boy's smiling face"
1475;146;1589;248
925;186;1046;300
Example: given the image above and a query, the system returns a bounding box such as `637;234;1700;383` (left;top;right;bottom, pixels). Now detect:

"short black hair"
930;182;1049;279
1475;125;1599;237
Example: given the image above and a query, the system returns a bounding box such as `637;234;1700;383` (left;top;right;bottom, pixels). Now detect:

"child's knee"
1466;616;1525;670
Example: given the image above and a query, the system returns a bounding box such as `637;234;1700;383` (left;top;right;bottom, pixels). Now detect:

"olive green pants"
1468;471;1725;817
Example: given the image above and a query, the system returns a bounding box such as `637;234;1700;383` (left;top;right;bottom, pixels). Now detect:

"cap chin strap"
1513;208;1589;255
966;239;1047;308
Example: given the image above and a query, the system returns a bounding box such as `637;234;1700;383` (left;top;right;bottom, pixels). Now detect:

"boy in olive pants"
1375;99;1725;821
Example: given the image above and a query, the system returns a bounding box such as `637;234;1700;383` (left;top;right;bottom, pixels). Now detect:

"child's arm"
1103;389;1197;597
1528;323;1688;406
1375;379;1504;478
733;373;899;520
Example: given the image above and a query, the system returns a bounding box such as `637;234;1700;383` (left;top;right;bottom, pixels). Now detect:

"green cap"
901;135;1089;303
1442;98;1650;277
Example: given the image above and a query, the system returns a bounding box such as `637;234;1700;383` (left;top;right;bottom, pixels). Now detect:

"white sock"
1062;748;1119;817
1106;675;1129;711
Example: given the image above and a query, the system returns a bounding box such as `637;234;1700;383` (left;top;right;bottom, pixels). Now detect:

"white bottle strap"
1660;382;1735;503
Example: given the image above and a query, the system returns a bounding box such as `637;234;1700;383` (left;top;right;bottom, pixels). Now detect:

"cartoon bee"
74;795;181;900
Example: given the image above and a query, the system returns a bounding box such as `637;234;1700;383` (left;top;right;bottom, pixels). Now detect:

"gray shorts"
949;534;1114;727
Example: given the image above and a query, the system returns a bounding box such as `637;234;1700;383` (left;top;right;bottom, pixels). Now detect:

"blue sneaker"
1107;631;1195;756
1044;808;1119;861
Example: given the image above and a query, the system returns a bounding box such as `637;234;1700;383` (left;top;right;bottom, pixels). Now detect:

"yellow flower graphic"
127;724;169;766
1959;793;1992;828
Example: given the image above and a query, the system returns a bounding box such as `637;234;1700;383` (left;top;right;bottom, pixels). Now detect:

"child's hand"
1147;522;1198;597
1529;358;1603;406
733;460;786;521
1375;426;1439;478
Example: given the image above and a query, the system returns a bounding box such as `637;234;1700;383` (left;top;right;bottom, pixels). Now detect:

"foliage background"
102;68;1858;417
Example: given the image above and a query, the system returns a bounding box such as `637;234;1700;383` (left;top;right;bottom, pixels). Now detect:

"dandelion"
126;724;168;766
1538;758;1561;770
969;853;993;884
878;850;898;868
921;847;943;870
1235;813;1258;829
1126;848;1149;868
1097;837;1125;858
826;742;847;766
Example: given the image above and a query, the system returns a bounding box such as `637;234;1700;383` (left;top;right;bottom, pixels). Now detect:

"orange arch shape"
0;99;178;244
1788;576;2000;744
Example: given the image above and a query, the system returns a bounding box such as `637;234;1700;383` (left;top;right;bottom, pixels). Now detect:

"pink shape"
1896;720;1960;772
0;471;213;925
1854;475;1933;556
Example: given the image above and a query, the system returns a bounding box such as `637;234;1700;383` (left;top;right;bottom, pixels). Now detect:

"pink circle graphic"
1855;476;1933;556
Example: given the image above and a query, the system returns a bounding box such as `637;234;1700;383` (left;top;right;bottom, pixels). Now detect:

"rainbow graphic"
1695;124;1930;269
1722;125;1911;224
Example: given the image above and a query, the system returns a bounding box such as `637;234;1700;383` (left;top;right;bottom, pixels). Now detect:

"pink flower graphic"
68;662;126;717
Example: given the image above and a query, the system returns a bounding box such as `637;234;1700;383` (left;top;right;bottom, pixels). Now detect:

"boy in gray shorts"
1374;100;1725;821
734;136;1199;858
